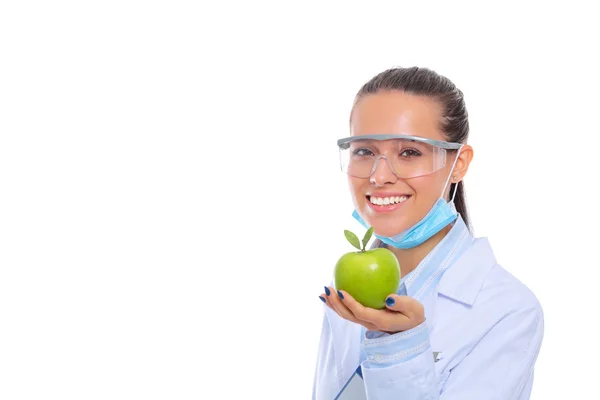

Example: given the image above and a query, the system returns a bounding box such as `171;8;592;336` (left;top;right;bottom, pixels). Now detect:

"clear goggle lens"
339;137;456;179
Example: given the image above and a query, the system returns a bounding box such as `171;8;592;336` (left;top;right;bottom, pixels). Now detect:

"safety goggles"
337;134;463;179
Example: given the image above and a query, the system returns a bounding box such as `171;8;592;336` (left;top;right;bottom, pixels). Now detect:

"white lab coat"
312;216;544;399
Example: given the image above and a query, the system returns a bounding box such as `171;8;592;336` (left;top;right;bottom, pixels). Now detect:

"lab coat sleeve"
360;306;544;399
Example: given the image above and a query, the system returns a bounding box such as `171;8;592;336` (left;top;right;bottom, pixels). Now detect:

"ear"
451;145;474;182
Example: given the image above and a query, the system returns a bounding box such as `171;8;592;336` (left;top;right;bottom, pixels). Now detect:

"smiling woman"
313;67;544;399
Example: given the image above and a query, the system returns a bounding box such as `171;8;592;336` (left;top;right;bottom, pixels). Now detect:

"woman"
313;67;544;399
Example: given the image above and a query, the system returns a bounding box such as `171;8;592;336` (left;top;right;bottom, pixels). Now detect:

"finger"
320;287;345;315
327;291;357;322
319;288;335;311
333;290;382;331
340;292;412;332
331;290;379;331
318;294;328;306
326;287;355;320
384;295;425;322
321;286;335;308
323;287;380;331
335;289;371;319
343;292;407;328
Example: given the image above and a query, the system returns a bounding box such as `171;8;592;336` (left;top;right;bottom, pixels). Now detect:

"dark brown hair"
350;67;472;246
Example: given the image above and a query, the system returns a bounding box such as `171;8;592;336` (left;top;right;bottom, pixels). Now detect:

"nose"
369;156;398;185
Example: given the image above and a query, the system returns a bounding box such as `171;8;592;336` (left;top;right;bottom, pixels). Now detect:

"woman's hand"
319;286;425;334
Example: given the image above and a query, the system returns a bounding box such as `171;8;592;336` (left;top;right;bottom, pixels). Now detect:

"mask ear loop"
441;145;464;203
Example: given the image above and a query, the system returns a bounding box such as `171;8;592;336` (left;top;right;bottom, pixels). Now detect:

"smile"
367;195;410;206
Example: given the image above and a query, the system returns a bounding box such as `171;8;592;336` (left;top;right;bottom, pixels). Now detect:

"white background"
1;1;598;399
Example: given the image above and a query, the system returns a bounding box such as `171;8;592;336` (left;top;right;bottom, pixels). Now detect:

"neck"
387;223;453;277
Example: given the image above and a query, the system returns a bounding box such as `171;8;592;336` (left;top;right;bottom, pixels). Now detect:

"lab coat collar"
402;214;472;300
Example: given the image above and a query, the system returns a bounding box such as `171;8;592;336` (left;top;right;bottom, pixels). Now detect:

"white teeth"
370;195;409;205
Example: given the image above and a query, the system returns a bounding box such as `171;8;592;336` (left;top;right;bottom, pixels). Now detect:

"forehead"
350;90;445;141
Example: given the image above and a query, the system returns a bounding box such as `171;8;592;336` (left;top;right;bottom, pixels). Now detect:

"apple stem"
361;227;374;252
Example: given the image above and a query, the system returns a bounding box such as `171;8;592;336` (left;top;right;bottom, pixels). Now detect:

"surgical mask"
351;147;463;249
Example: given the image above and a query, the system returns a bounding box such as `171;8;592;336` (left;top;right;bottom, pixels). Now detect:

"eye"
352;148;375;156
400;148;421;157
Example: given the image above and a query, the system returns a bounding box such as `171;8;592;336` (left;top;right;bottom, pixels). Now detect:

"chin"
373;226;407;238
357;201;420;236
368;218;412;238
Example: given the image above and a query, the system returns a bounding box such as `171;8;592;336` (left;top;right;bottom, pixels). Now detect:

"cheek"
347;176;366;206
412;174;445;209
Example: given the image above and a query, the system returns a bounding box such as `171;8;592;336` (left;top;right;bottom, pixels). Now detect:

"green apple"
334;227;401;309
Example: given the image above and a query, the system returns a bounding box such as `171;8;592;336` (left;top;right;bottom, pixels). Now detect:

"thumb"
384;281;407;310
384;294;424;318
384;294;403;310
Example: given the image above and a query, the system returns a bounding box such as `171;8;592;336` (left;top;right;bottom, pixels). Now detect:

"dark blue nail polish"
337;290;344;300
319;296;326;303
386;297;395;307
324;286;330;296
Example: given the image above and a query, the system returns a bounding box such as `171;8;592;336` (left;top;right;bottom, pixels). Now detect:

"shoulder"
439;236;543;322
436;246;544;359
479;261;544;318
465;252;544;338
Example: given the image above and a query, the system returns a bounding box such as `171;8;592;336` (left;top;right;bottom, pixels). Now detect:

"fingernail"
386;297;395;307
319;296;326;303
337;290;344;300
324;286;330;296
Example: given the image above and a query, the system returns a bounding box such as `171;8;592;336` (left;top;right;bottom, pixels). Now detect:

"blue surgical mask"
352;198;458;249
352;150;462;249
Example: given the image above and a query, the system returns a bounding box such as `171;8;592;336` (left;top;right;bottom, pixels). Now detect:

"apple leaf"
362;227;373;250
344;230;362;251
